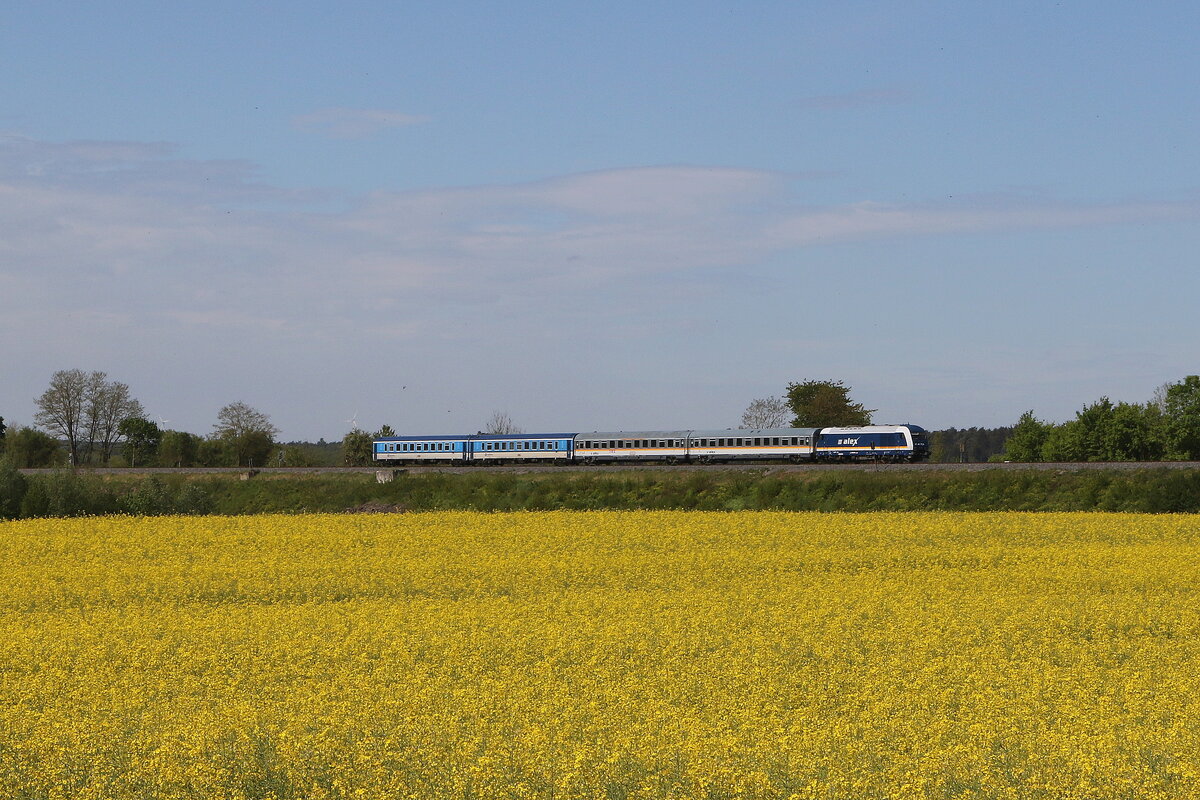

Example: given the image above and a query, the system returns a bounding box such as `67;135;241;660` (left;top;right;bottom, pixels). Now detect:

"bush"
0;457;27;519
20;471;118;518
119;477;176;516
4;426;62;468
7;467;1200;518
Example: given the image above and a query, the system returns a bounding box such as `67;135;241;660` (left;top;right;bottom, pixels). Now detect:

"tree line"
1;370;526;470
1;369;283;469
1000;376;1200;462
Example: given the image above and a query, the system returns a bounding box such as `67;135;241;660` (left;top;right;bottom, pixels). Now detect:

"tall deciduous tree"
1164;375;1200;460
118;418;161;467
34;369;92;465
34;370;145;465
158;430;202;468
785;380;874;428
79;370;108;464
90;380;145;465
739;396;790;429
1001;411;1052;462
213;402;279;467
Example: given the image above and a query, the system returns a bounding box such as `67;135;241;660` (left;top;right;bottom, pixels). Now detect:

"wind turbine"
346;411;360;431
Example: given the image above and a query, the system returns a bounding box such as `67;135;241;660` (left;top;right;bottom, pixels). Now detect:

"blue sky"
2;1;1198;440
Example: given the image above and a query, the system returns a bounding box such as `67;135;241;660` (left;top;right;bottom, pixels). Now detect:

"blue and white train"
373;425;929;465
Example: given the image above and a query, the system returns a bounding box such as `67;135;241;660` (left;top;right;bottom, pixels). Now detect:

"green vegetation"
999;376;1200;462
785;379;874;427
4;467;1200;519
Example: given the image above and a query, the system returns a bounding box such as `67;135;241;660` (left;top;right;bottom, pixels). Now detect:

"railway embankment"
4;463;1200;518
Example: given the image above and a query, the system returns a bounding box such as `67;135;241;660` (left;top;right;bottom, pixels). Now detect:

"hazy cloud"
291;108;429;139
4;136;1196;334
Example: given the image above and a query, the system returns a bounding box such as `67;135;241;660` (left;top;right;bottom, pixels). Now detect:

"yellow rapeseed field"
2;511;1200;799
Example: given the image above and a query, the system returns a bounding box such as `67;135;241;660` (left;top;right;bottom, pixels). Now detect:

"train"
372;424;930;465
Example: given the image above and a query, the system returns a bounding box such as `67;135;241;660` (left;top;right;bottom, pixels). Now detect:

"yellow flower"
1;511;1198;797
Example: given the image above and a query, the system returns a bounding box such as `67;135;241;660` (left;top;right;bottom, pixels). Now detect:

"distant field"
3;512;1200;798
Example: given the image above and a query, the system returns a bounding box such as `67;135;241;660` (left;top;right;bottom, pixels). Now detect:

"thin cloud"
795;86;911;110
291;108;429;139
766;198;1197;245
4;133;1198;348
0;134;314;205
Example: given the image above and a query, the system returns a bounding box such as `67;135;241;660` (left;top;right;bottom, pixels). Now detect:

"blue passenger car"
374;433;576;464
374;434;471;463
469;433;576;464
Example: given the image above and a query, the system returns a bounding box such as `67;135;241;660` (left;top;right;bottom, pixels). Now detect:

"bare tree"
91;380;145;464
740;396;790;429
34;369;91;465
214;402;281;467
1151;381;1172;412
214;401;280;440
37;370;148;465
483;411;523;434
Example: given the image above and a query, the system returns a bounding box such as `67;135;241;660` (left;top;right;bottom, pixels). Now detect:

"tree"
280;445;319;467
483;411;523;434
1040;399;1117;462
1163;375;1200;460
118;418;161;467
213;402;280;467
785;380;874;428
1001;411;1052;462
739;396;790;429
4;426;62;468
89;380;145;464
1102;402;1165;461
79;370;108;464
343;429;373;466
0;415;6;453
197;437;230;467
375;424;397;438
34;370;145;465
930;426;1014;463
34;369;90;465
1041;421;1085;462
158;430;201;467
